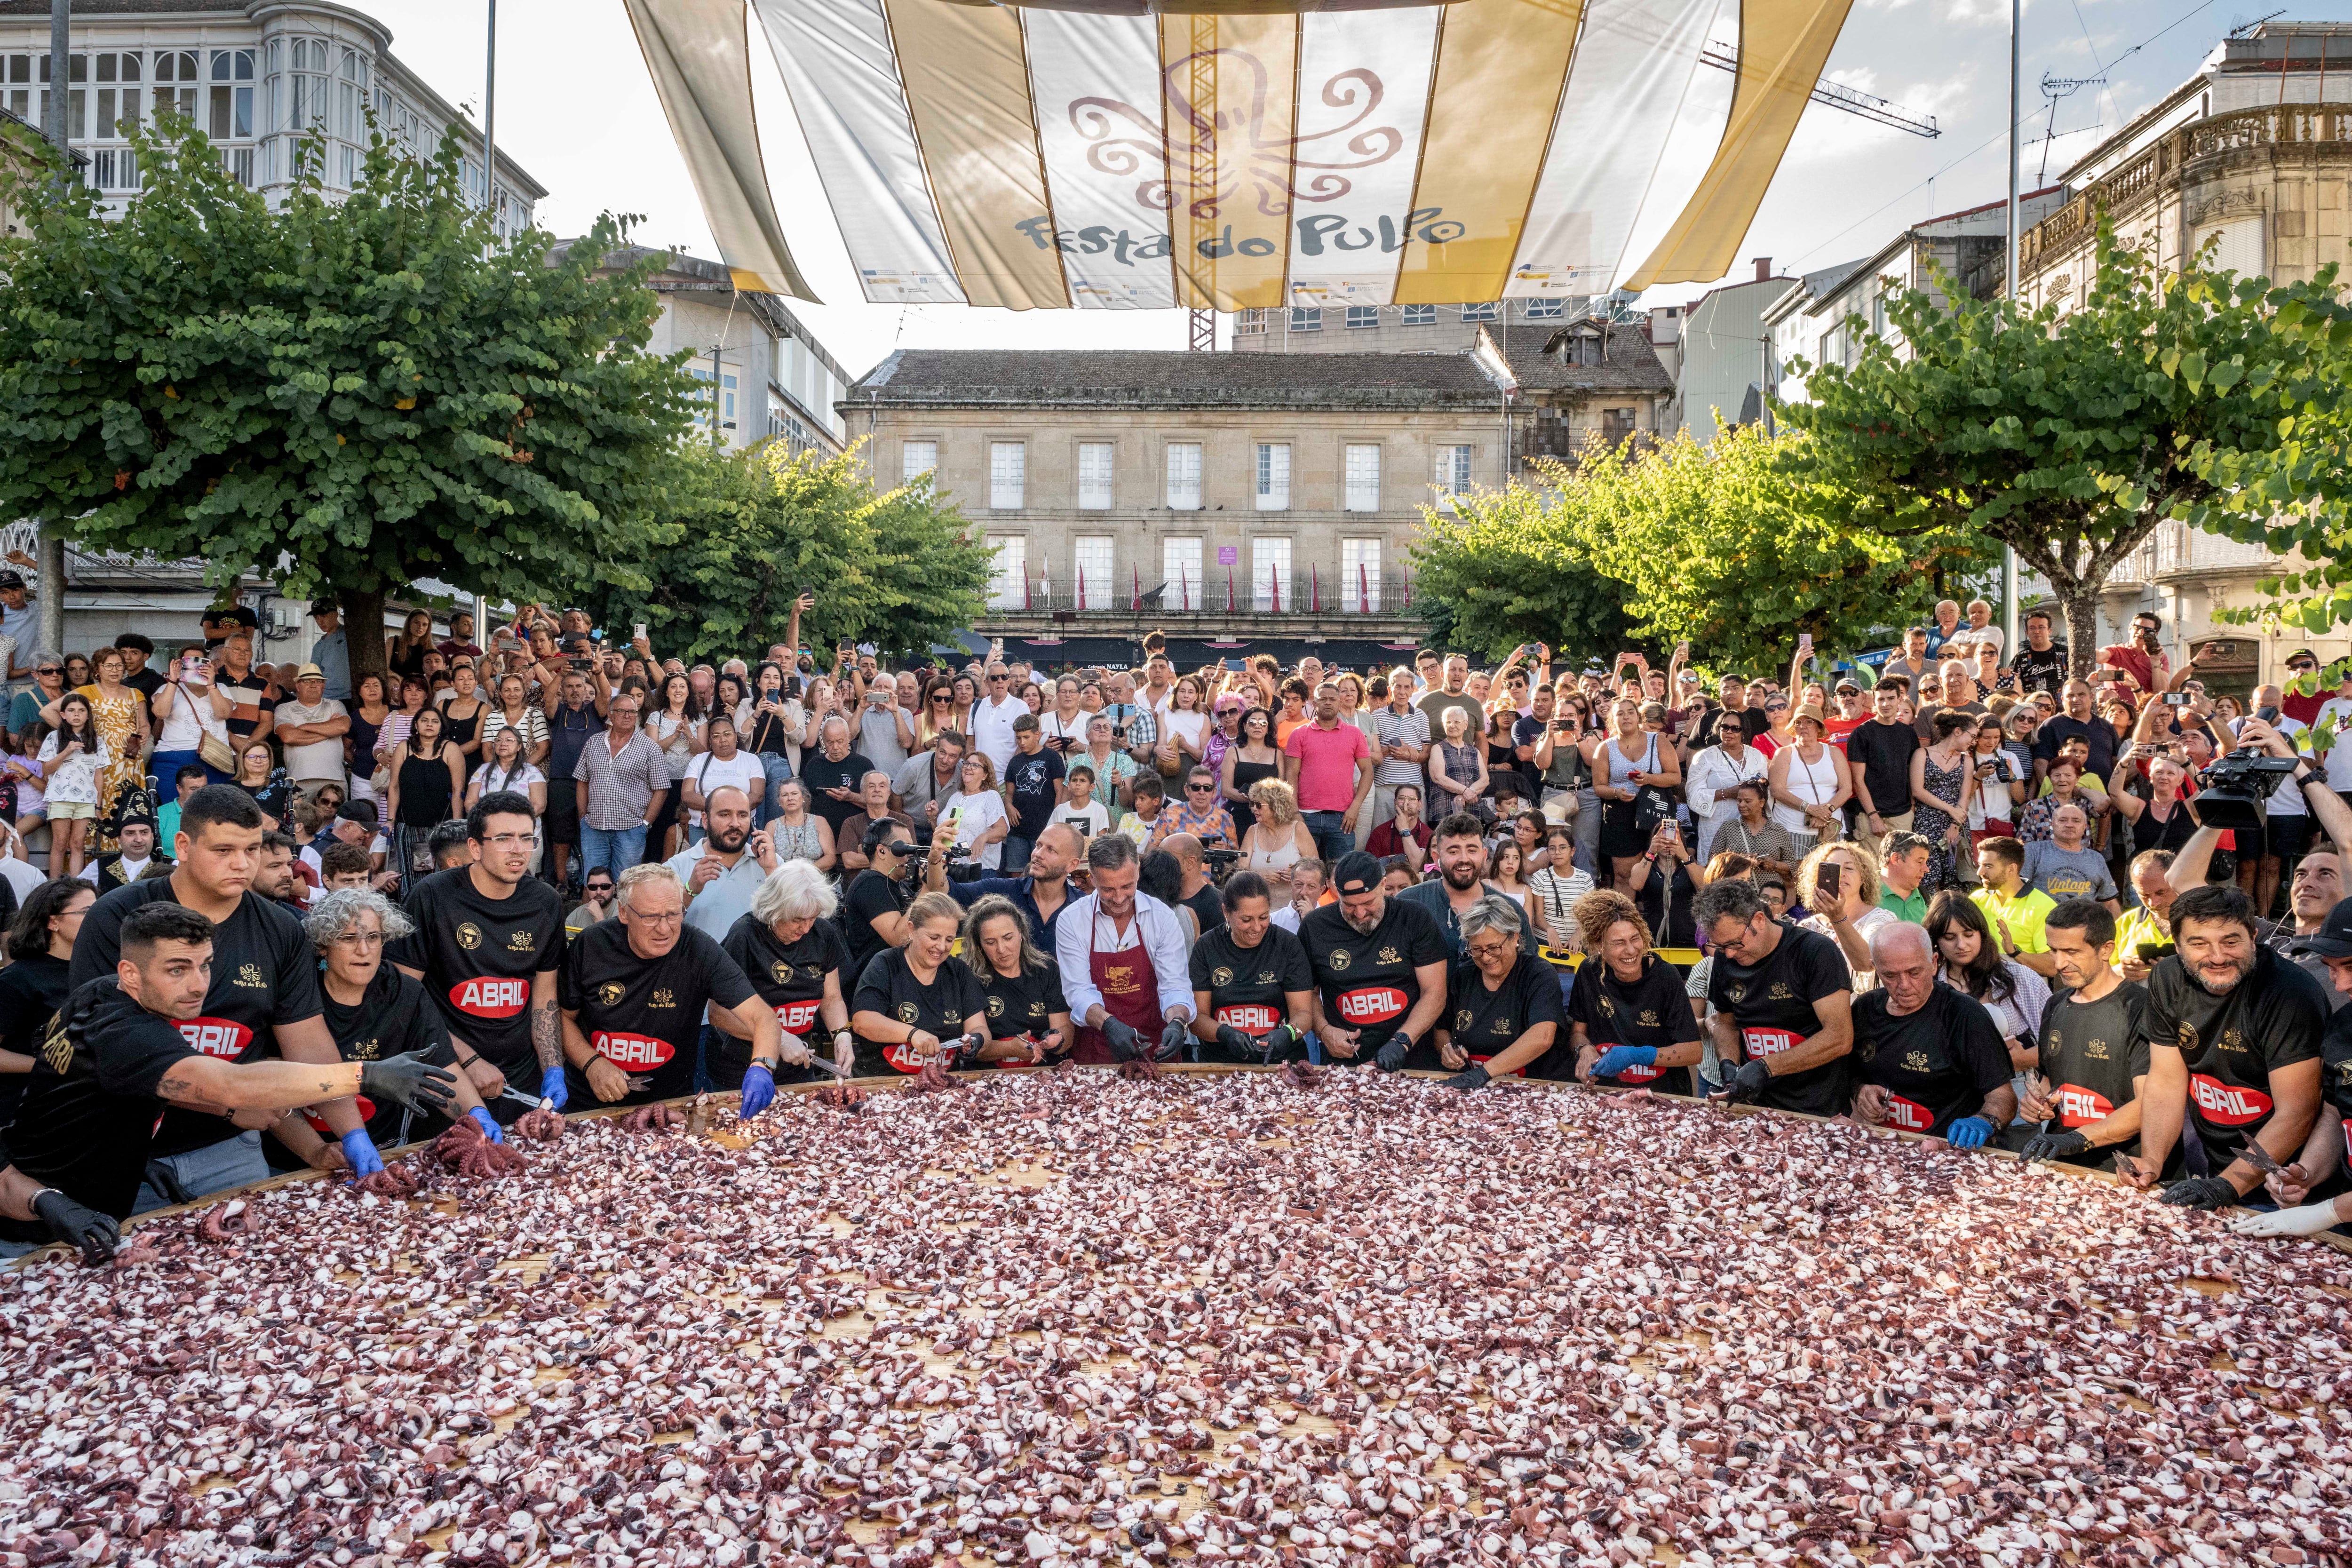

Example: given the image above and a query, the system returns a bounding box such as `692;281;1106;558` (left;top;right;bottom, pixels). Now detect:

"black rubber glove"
1720;1059;1772;1105
1214;1024;1261;1059
1260;1024;1305;1065
1375;1035;1412;1073
2159;1175;2242;1211
34;1189;119;1266
2019;1127;2090;1163
360;1050;459;1116
1099;1016;1141;1062
1443;1063;1491;1093
1157;1018;1191;1062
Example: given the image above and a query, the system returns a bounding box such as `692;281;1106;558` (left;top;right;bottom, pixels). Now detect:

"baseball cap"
2304;896;2352;960
1329;851;1383;898
0;570;23;590
338;800;380;830
1834;679;1861;695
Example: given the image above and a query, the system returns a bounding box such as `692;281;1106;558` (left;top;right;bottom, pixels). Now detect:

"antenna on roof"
2036;72;2104;182
2228;10;2286;39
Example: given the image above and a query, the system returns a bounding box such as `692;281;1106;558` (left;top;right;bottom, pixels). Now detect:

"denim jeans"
1001;836;1033;875
1303;810;1353;865
580;822;648;877
756;752;794;828
133;1130;270;1214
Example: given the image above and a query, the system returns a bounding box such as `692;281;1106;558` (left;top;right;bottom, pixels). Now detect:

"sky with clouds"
354;0;2350;380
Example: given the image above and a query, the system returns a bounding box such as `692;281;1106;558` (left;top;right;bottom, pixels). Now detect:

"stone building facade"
840;350;1518;650
2008;20;2352;684
0;0;542;231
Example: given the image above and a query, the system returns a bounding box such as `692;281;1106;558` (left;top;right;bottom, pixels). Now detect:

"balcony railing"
986;566;1416;616
2019;103;2352;272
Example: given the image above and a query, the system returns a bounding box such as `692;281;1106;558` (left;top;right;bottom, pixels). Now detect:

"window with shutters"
1344;445;1381;512
901;441;937;483
990;443;1025;510
1251;538;1292;612
1073;536;1115;608
1162;538;1203;610
1255;443;1290;512
1341;539;1383;612
1165;443;1202;510
1079;443;1115;509
986;536;1027;610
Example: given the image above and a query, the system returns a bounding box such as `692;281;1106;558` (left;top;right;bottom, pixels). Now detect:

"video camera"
2192;752;2301;833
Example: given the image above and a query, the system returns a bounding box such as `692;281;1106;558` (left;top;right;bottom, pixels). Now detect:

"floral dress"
1912;748;1967;888
76;684;146;845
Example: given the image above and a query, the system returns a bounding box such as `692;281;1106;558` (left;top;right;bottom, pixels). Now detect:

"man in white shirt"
969;665;1027;775
1685;712;1770;861
274;664;351;797
1054;834;1194;1063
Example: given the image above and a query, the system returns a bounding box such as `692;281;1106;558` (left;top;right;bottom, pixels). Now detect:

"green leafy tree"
0;119;698;684
584;440;993;665
1410;489;1647;665
1784;223;2309;675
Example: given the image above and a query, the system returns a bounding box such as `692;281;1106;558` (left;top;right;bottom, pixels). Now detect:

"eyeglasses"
1187;782;1215;792
989;674;1009;683
479;832;533;849
585;882;614;894
1465;938;1515;961
626;904;683;925
333;930;387;949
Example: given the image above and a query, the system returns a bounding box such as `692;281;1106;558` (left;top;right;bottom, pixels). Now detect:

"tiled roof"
1482;321;1675;396
849;349;1507;410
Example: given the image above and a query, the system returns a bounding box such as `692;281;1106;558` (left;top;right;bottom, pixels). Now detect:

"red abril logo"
303;1097;377;1135
882;1037;946;1074
2189;1073;2272;1127
451;977;530;1019
1883;1094;1934;1132
2056;1083;2114;1127
178;1017;253;1059
1607;1057;1662;1083
1215;1003;1280;1035
1335;986;1406;1026
775;999;822;1033
592;1032;675;1069
1741;1026;1802;1058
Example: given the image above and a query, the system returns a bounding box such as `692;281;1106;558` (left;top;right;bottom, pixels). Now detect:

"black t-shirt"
386;867;564;1076
2031;715;2117;780
974;956;1066;1049
321;965;454;1145
1632;861;1698;948
800;749;874;835
2142;946;2328;1162
1707;923;1853;1117
68;875;324;1157
842;868;912;979
2034;981;2153;1163
723;911;851;1039
1183;883;1225;938
850;949;986;1076
2322;1005;2352;1124
0;951;69;1126
1002;747;1065;838
1301;897;1448;1057
0;979;204;1224
1189;924;1313;1037
1845;719;1922;819
121;665;167;702
2011;642;2070;699
1444;951;1567;1074
1851;985;2011;1136
560;920;756;1104
2127;788;2200;862
1565;954;1699;1093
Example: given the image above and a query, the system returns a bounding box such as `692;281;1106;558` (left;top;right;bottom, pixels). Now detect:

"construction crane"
1187;26;1941;347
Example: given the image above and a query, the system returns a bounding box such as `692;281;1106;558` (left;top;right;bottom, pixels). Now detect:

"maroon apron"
1072;920;1161;1065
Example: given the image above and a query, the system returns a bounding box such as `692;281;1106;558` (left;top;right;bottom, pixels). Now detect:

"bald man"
931;820;1083;946
1846;922;2017;1148
1161;832;1226;937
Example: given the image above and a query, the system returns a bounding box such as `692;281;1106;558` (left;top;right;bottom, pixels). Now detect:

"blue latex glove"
1591;1045;1657;1081
1947;1116;1994;1150
539;1064;569;1113
740;1062;777;1120
467;1106;505;1145
341;1128;384;1179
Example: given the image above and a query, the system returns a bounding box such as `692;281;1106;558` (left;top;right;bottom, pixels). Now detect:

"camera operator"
843;819;921;979
930;820;1082;947
1160;832;1227;937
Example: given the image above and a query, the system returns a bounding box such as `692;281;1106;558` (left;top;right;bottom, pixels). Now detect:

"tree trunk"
346;583;389;692
2057;581;2104;680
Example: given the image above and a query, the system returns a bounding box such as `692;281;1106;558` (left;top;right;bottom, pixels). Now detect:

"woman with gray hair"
1433;891;1564;1093
716;859;854;1082
305;887;493;1153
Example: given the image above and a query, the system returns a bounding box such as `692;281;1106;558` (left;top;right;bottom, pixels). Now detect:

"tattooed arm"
531;971;563;1072
154;1055;366;1112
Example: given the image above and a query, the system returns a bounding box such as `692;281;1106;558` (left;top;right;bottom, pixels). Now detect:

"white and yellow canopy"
624;0;1851;308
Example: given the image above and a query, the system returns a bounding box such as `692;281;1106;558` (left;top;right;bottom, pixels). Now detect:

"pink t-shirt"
1284;720;1370;812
